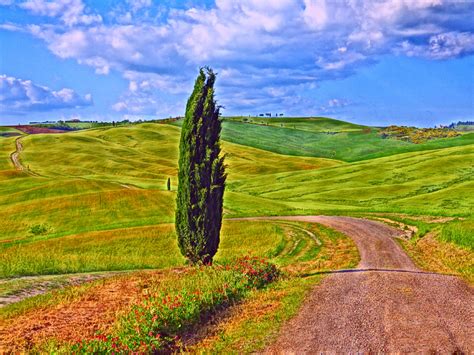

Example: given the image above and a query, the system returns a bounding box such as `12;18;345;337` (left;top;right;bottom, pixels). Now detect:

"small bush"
72;257;279;353
29;224;51;236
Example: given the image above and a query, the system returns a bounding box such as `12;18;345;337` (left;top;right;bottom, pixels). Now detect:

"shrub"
380;125;460;144
29;224;51;236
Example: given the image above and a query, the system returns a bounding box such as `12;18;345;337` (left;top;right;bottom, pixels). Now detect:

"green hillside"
0;124;339;243
0;118;472;277
229;144;474;216
172;117;474;162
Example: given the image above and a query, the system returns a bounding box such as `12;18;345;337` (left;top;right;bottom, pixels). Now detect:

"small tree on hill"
175;67;226;265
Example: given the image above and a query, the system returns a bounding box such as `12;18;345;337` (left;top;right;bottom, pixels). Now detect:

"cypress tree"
167;177;171;191
175;67;226;265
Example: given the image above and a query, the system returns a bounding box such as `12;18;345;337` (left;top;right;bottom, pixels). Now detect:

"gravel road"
253;216;474;353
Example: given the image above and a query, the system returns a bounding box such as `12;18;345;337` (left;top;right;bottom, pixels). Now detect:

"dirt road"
10;137;24;171
248;216;474;353
9;137;39;176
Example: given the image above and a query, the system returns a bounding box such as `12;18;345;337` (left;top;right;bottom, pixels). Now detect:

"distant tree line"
448;121;474;128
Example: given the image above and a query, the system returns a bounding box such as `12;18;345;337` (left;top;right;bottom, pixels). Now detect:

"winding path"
9;137;39;176
243;216;473;353
10;137;25;171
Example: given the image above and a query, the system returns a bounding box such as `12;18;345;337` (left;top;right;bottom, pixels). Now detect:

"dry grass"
187;277;318;353
400;232;474;283
282;223;359;275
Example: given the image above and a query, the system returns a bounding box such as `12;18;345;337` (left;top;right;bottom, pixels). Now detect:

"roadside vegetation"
371;215;474;283
400;231;473;283
72;257;279;353
439;219;474;250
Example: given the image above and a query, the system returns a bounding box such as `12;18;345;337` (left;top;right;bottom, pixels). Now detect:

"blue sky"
0;0;473;127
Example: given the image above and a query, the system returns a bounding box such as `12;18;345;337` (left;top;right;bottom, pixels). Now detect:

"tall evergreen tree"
175;68;226;265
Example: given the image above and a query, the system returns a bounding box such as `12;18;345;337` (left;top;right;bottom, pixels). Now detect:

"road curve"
238;216;473;353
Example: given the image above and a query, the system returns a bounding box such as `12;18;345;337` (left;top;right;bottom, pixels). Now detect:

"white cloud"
2;0;473;114
0;74;92;113
318;98;352;114
328;98;349;108
20;0;102;26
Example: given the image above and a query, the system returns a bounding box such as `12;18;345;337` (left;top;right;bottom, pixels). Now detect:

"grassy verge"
400;232;473;283
0;277;104;321
190;275;320;353
0;220;285;277
439;219;473;250
70;257;279;353
188;222;359;352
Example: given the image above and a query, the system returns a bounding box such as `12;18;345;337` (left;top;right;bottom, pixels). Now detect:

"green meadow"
174;117;474;161
0;117;472;277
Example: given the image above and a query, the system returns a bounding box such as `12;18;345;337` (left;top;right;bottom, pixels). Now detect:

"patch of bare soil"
13;125;69;134
257;216;473;353
371;216;418;239
366;212;459;223
0;272;161;352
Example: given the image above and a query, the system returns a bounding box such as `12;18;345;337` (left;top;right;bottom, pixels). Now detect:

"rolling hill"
0;117;472;278
173;117;474;161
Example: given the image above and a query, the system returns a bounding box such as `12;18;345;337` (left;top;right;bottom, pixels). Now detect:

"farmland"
0;119;472;275
0;117;472;352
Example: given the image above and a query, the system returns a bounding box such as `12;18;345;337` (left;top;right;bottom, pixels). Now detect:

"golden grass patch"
400;232;473;284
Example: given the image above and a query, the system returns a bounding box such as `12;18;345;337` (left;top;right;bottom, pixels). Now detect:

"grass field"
0;119;472;278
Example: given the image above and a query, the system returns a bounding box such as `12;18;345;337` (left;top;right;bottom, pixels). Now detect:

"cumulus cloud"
0;74;92;113
2;0;473;114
